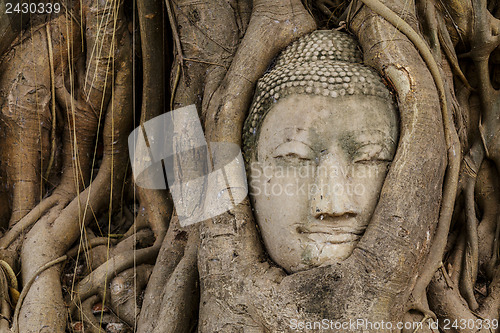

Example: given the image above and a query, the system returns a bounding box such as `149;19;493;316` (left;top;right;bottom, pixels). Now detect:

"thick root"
17;26;132;331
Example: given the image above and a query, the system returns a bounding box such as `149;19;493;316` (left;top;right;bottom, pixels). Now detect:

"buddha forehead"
261;94;395;133
242;30;396;163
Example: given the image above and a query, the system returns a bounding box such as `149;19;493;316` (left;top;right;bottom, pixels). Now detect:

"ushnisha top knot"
275;29;363;67
242;30;395;163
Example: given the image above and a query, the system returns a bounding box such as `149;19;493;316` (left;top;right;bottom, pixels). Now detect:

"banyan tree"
0;0;497;332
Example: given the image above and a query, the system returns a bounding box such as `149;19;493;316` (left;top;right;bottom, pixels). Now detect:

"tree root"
44;23;57;181
428;267;495;333
70;237;163;314
478;265;500;319
136;215;192;332
0;193;69;250
449;231;466;286
468;0;500;171
204;0;316;144
149;239;198;333
354;0;461;319
0;261;11;332
139;219;199;333
488;216;500;277
70;183;169;313
0;259;19;310
415;0;472;92
0;298;10;331
109;265;153;327
459;141;485;310
66;235;119;259
76;295;102;333
16;20;132;331
76;228;153;271
12;255;67;333
0;5;83;229
1;48;51;227
474;159;499;278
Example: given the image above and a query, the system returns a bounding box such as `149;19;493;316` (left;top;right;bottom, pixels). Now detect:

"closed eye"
276;153;311;161
273;141;314;161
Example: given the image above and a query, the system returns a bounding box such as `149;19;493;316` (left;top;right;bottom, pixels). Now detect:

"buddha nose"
310;156;358;219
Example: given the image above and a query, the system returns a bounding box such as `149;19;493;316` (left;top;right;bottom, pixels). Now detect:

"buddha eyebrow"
273;139;314;152
278;127;306;134
351;139;395;155
274;127;310;145
349;129;397;146
341;129;396;157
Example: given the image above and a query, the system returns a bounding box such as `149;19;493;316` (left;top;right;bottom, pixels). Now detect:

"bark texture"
0;0;496;332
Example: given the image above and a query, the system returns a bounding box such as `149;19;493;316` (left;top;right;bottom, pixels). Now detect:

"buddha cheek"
263;174;312;230
252;172;314;263
352;164;390;223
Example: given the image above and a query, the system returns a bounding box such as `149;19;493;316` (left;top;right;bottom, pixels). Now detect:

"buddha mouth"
296;225;365;244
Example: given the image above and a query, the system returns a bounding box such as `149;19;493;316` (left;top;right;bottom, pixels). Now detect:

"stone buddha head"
242;30;399;273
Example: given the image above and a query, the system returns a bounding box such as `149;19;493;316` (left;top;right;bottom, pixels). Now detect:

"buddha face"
248;94;398;273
